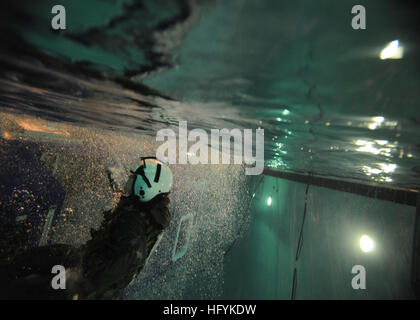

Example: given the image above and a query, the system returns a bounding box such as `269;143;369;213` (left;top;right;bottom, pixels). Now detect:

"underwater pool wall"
222;173;418;299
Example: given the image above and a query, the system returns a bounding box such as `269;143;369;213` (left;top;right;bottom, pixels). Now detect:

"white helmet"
132;157;173;202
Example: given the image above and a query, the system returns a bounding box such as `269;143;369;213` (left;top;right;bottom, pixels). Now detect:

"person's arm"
149;195;171;229
81;195;172;299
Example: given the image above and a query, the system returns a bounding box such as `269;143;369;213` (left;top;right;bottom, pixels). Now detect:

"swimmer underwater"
0;157;173;300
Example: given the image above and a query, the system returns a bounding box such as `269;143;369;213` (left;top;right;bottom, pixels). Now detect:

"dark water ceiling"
0;0;420;189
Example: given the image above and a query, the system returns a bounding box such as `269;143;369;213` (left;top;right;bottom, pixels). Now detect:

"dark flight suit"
0;194;171;300
79;194;171;299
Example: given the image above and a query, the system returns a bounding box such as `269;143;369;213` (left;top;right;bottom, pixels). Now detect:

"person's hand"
149;196;171;229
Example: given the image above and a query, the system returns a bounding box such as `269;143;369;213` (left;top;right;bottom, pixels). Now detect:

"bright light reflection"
360;235;374;253
354;139;393;157
267;196;272;206
367;117;385;130
380;40;403;60
374;140;388;146
362;163;396;182
373;116;385;123
379;163;397;173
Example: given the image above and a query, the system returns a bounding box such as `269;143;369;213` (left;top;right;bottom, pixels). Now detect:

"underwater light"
360;235;374;253
372;116;385;123
380;40;403;60
368;123;377;130
267;196;272;206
